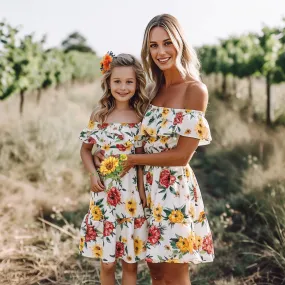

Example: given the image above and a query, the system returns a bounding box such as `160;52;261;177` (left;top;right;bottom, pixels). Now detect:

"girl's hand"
90;175;105;192
139;189;147;208
93;149;105;169
120;155;135;177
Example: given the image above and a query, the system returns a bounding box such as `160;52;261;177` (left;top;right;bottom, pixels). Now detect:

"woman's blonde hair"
141;14;201;98
94;53;149;123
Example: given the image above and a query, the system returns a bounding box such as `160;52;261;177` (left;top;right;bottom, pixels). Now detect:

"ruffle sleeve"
79;120;100;144
175;111;212;146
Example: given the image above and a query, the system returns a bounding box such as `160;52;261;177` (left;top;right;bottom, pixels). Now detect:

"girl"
95;15;215;285
78;53;149;285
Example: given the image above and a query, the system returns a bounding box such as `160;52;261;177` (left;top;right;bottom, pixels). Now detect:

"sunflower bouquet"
99;154;127;181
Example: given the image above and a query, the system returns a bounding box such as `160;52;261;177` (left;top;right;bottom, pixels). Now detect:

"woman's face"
149;26;177;71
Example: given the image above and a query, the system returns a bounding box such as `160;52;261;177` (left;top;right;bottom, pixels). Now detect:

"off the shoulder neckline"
149;104;205;114
92;121;141;126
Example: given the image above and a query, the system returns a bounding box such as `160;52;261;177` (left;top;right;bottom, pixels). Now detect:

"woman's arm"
135;146;147;207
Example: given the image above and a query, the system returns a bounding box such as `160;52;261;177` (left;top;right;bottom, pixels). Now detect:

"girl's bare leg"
100;261;116;285
121;260;137;285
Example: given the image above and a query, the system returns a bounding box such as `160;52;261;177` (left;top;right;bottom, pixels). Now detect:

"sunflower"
166;258;180;263
147;127;156;136
99;156;119;176
102;143;111;151
92;244;103;258
122;237;127;243
168;210;184;224
160;136;169;144
126;198;137;216
125;140;133;151
154;204;163;222
195;118;208;139
189;205;195;218
149;136;156;143
176;237;191;253
162;108;170;118
91;205;102;221
198;211;206;223
134;237;144;255
87;120;95;130
184;129;191;135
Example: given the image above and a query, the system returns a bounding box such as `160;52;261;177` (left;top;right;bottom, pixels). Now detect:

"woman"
94;14;214;285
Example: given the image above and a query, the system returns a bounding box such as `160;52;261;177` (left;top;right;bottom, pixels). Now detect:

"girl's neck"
114;101;132;111
163;66;185;88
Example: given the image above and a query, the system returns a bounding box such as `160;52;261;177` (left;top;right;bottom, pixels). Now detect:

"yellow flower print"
91;205;102;221
195;118;208;139
168;210;184;224
147;193;153;208
160;136;169;144
149;136;156;143
120;154;127;161
118;218;132;224
166;258;180;263
122;237;127;243
134;237;144;256
79;237;85;251
176;237;191;253
125;140;133;151
99;156;119;175
154;204;163;222
127;255;132;262
189;205;195;218
161;119;168;128
87;120;95;130
92;244;103;258
102;143;111;151
162;108;170;118
164;245;171;251
195;235;202;249
185;166;191;178
141;124;148;136
126;198;137;216
147;127;157;136
198;211;206;223
184;129;191;135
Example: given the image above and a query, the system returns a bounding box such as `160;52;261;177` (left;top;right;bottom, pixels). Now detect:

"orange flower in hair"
100;51;115;74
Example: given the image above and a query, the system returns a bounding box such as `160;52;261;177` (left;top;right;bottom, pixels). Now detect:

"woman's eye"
165;41;172;46
150;44;157;48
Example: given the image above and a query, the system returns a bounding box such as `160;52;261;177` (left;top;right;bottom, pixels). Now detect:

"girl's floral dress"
141;104;214;264
78;121;147;263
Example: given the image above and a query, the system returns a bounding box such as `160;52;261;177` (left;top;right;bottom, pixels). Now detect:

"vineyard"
0;21;100;114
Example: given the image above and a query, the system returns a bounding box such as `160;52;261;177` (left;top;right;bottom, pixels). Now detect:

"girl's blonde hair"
94;53;149;123
141;14;201;98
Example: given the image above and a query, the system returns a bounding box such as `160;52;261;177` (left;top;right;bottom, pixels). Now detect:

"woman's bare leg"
163;263;191;285
121;260;137;285
147;262;165;285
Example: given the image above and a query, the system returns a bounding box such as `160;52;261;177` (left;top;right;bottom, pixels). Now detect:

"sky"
0;0;285;58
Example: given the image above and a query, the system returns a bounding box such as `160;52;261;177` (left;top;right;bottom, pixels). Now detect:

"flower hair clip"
100;51;115;74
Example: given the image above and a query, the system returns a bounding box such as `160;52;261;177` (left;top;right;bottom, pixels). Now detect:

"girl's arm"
135;146;147;208
80;143;105;192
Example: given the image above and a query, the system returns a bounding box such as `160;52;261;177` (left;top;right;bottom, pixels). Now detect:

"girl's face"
149;26;177;71
110;66;137;103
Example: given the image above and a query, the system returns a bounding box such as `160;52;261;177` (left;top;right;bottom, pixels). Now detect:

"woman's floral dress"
78;121;147;263
141;104;214;264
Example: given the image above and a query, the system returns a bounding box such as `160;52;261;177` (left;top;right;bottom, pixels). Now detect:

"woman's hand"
139;189;147;208
93;149;105;168
120;155;135;177
90;175;105;192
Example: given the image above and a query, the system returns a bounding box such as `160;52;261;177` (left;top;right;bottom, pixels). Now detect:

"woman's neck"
163;66;185;88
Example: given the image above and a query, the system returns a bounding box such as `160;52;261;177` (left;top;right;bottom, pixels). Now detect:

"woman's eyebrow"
150;38;171;43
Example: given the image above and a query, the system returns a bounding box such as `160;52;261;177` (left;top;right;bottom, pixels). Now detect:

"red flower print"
173;112;184;125
104;221;115;236
202;234;214;254
193;187;198;202
117;134;124;140
128;123;136;128
159;169;171;188
148;225;161;245
116;144;126;151
134;217;146;229
146;172;153;185
116;241;124;258
169;175;176;185
145;257;153;263
85;214;97;242
98;123;109;129
107;187;121;206
88;137;96;144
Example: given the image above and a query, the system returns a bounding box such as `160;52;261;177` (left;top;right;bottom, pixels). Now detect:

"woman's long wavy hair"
93;54;149;124
141;14;201;98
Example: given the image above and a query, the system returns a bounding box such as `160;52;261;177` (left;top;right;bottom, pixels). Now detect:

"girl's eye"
114;80;120;83
127;81;133;84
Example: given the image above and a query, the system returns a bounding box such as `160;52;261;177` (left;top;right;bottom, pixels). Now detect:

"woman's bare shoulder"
183;81;208;112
